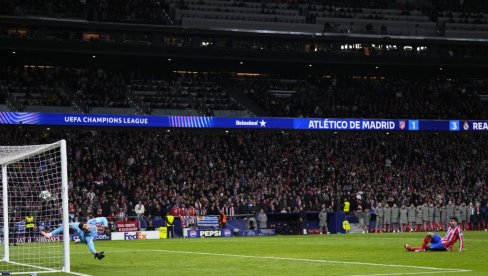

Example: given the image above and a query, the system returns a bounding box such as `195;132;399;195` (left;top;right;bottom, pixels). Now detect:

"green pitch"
40;232;488;275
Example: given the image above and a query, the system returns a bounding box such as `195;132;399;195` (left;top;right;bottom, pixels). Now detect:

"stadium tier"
1;66;488;119
1;0;488;38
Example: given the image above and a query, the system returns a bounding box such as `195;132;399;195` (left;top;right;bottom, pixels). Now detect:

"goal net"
0;140;69;274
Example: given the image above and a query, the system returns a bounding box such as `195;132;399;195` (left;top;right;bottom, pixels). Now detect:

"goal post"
0;140;70;274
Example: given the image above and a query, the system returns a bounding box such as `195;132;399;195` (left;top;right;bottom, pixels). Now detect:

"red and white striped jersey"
442;226;464;252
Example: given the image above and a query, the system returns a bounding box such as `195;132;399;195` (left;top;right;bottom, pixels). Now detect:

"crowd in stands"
1;0;486;37
3;65;488;120
170;0;488;37
0;66;128;109
130;73;243;115
1;127;487;231
0;0;169;25
0;66;72;108
0;66;242;114
238;76;488;120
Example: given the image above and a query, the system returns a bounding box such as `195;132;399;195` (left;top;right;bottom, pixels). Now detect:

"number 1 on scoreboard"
408;120;419;131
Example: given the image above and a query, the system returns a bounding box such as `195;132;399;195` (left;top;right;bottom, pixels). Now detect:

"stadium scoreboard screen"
0;112;487;132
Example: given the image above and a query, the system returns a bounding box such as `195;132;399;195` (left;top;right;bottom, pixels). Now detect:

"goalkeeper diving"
41;217;108;260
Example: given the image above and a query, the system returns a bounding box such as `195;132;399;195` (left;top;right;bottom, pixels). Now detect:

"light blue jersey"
49;217;107;255
88;217;109;228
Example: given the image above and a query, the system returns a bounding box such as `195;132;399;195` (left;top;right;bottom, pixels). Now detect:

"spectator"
299;207;307;234
319;206;329;234
135;201;145;220
258;209;268;229
247;215;257;230
218;209;227;229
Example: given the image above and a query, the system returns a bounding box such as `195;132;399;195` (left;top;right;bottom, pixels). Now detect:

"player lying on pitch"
404;216;464;252
41;217;108;260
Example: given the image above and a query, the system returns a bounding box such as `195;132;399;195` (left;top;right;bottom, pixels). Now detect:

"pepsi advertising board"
186;229;233;238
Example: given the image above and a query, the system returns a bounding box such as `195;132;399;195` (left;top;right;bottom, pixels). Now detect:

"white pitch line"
5;260;91;276
78;248;471;273
65;271;93;276
351;271;469;276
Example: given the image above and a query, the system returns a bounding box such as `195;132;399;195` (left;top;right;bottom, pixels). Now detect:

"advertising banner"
69;233;111;242
111;231;160;240
13;235;63;243
196;216;219;227
239;229;276;237
0;112;486;132
116;221;138;232
186;229;234;238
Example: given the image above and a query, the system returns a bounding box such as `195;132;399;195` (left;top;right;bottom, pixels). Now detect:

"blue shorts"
429;234;446;251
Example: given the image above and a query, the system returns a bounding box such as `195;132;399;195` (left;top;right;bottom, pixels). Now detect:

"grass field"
5;231;488;275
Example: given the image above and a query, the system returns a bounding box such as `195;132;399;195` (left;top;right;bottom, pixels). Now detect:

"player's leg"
26;228;32;242
404;232;435;252
85;236;105;260
404;243;415;251
417;232;435;251
427;234;446;251
41;225;65;238
9;223;17;246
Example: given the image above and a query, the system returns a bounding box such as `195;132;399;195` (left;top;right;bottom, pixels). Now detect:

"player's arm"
458;230;464;252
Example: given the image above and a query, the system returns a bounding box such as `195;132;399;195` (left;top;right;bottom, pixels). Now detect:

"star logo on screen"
259;120;267;127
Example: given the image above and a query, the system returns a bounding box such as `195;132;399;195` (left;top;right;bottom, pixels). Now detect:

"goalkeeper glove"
94;251;105;260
